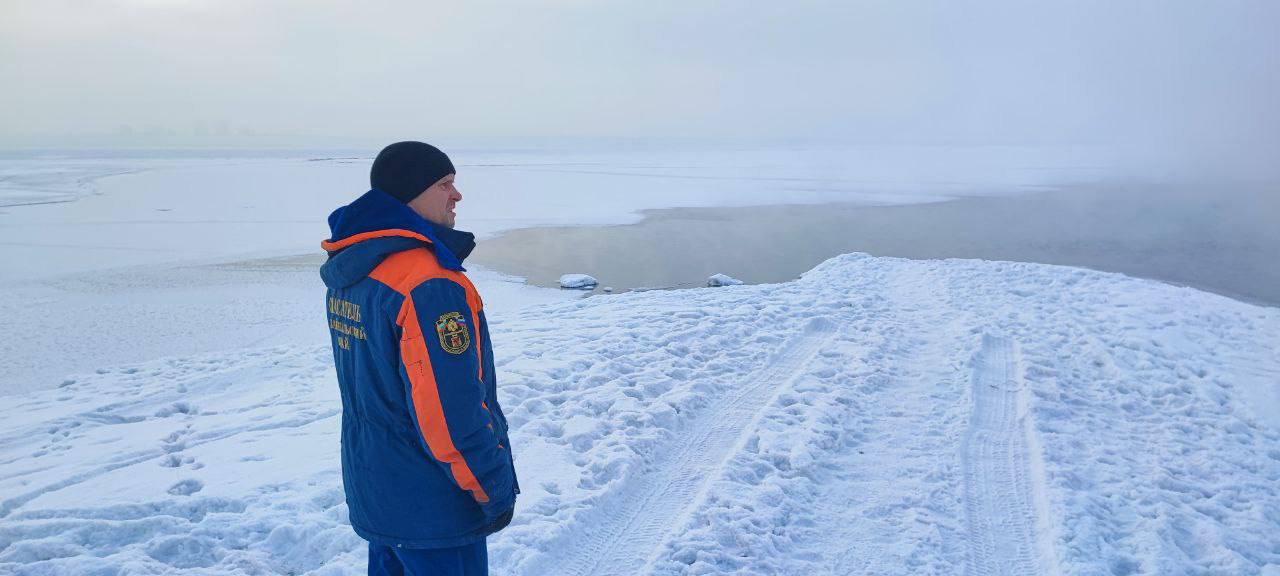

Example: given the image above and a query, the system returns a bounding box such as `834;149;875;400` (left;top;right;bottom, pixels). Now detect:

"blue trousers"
368;540;488;576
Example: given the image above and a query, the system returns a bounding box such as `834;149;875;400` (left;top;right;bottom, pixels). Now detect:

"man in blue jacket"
321;141;518;575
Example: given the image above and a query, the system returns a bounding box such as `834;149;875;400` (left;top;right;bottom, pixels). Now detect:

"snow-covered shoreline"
1;253;1276;575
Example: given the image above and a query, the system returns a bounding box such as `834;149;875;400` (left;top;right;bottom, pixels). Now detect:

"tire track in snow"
529;317;837;576
961;333;1051;576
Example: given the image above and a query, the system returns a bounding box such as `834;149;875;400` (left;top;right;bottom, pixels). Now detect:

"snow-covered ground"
0;255;571;398
1;254;1277;575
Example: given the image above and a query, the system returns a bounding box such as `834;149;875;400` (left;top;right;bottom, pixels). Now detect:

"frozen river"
0;143;1114;395
0;144;1107;282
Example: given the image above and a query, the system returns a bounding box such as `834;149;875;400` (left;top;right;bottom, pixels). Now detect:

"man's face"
407;173;462;229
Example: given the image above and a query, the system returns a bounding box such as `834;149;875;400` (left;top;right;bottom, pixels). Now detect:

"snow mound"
706;273;743;287
558;273;598;289
1;253;1277;575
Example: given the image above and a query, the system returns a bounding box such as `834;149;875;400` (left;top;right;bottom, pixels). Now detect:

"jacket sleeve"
397;277;515;521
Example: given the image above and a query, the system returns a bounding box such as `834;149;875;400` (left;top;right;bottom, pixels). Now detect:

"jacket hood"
320;189;475;289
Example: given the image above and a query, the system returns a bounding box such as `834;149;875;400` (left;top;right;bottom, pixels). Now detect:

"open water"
472;182;1280;306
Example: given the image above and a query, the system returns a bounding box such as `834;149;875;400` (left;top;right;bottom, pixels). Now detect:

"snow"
0;158;140;207
558;274;599;289
0;257;569;397
706;273;743;287
1;253;1277;575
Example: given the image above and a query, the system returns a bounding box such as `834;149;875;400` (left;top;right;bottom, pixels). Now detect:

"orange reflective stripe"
400;298;489;504
321;229;432;253
368;247;491;505
368;248;449;295
370;248;486;380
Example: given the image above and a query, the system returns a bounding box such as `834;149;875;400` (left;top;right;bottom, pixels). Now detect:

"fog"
3;0;1277;177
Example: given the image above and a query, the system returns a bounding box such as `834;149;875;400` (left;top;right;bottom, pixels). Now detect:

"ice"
706;273;743;287
558;274;598;289
0;253;1276;575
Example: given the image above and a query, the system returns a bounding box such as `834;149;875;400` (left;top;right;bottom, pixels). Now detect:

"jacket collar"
322;188;475;272
319;189;478;289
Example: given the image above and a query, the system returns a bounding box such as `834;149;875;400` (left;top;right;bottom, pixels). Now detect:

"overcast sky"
2;0;1277;158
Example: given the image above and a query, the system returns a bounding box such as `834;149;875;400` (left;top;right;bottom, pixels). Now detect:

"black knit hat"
370;141;456;203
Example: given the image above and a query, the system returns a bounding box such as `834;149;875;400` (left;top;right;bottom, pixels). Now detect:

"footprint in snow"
167;479;204;496
162;426;193;452
159;453;197;468
155;402;198;417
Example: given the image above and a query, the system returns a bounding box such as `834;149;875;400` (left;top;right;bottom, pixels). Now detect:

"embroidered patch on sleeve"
435;312;471;354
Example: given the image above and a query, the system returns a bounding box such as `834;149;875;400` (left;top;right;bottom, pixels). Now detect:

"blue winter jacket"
320;189;518;549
